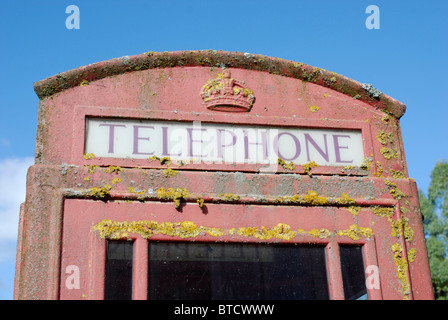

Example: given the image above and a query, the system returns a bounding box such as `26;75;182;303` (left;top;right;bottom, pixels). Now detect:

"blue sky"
0;0;447;300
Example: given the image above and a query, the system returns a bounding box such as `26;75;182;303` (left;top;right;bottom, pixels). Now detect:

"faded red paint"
15;50;433;300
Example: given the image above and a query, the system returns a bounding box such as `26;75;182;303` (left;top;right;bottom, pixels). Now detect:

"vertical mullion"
326;241;345;300
133;237;148;300
364;238;383;300
88;233;106;300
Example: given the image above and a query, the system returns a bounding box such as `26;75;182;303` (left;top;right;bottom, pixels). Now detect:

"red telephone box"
14;50;434;300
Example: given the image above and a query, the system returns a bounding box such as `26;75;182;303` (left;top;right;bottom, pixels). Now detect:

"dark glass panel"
148;242;329;300
340;245;368;300
105;240;133;300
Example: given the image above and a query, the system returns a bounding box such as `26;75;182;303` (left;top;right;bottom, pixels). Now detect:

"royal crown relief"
200;70;255;112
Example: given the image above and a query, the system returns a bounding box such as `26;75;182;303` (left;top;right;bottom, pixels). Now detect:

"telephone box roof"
33;50;406;119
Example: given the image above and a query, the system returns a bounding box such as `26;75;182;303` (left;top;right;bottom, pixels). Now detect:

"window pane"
148;242;329;300
105;240;133;300
340;245;368;300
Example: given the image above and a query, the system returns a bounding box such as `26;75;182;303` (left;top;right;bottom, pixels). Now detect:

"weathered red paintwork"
14;50;434;300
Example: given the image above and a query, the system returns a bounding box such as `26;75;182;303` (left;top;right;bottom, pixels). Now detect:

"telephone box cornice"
33;50;406;119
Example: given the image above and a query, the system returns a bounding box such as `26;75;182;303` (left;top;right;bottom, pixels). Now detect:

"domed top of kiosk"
33;50;405;119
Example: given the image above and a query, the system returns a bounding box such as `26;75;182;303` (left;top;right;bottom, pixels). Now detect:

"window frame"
59;198;409;300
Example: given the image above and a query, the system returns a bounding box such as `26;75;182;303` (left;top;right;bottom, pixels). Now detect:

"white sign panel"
85;118;365;166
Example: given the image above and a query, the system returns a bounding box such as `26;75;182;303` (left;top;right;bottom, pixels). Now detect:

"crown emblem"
201;70;255;112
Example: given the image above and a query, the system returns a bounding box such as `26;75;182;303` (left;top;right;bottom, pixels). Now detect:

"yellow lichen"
380;147;398;160
385;180;406;200
128;186;147;195
156;187;190;208
83;153;96;160
162;168;178;177
93;220;304;241
391;243;411;299
370;206;394;218
388;216;413;241
347;206;361;216
111;177;121;185
373;161;384;177
309;105;319;112
407;248;417;263
360;157;372;171
84;164;99;174
274;190;327;206
302;161;319;176
302;190;328;205
160;157;172;166
334;193;356;205
103;166;124;174
278;158;295;171
222;193;241;202
89;184;112;198
390;169;405;179
196;197;205;208
231;223;296;241
337;225;373;240
308;228;332;239
376;130;394;145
